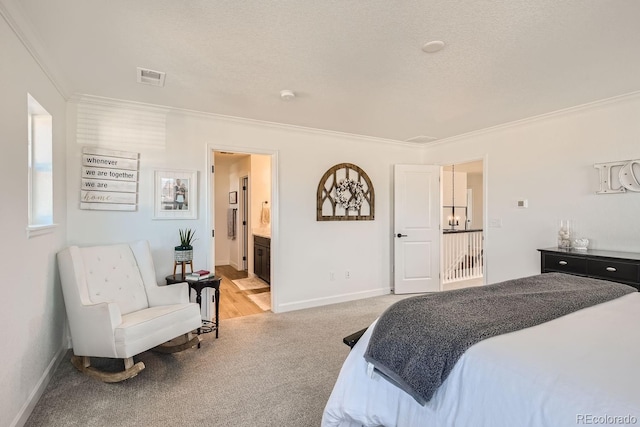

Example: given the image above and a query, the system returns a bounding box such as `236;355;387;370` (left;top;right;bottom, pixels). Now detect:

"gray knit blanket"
364;273;636;405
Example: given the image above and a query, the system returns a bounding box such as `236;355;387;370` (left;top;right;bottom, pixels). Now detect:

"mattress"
322;292;640;427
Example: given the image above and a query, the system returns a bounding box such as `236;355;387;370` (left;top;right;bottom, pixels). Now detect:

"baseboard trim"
275;288;389;313
11;343;69;427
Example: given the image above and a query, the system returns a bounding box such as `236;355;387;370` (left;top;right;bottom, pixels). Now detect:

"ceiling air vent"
136;67;166;87
405;135;438;144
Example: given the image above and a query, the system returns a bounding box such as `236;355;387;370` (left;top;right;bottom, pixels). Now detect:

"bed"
322;273;640;427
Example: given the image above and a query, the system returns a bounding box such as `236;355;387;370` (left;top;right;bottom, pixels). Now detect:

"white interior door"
394;164;441;294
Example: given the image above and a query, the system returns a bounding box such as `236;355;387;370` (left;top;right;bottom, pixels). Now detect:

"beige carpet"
232;276;270;291
25;294;408;427
247;292;271;311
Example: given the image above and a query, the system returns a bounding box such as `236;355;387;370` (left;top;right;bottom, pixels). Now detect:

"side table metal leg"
215;288;220;338
196;290;202;348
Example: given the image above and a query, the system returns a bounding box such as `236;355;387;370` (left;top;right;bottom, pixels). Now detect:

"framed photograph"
229;191;238;204
153;170;198;219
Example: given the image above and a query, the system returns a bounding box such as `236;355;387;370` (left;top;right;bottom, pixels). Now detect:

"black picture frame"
229;191;238;204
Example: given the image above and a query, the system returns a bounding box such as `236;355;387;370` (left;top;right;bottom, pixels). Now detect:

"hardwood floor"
215;265;270;320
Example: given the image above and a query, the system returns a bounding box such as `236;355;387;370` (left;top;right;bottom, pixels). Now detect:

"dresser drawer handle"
606;267;617;272
558;261;568;265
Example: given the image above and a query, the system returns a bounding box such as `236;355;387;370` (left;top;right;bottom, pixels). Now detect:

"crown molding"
428;90;640;148
0;0;69;99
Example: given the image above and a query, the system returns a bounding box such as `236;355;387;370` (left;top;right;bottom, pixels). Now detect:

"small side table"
165;274;221;339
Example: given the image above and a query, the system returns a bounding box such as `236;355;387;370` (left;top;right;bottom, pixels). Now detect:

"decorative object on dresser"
557;220;573;249
572;238;589;250
317;163;375;221
538;247;640;290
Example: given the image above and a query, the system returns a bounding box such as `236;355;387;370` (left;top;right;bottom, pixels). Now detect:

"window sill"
26;224;58;238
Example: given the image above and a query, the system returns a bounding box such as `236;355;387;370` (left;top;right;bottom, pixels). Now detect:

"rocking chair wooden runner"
57;240;203;382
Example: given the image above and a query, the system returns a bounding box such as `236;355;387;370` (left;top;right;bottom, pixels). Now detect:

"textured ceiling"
6;0;640;142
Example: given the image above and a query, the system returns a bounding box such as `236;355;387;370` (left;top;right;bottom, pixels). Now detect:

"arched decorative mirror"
316;163;375;221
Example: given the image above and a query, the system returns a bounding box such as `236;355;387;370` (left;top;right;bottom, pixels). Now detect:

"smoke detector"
136;67;166;87
421;41;445;53
280;89;296;101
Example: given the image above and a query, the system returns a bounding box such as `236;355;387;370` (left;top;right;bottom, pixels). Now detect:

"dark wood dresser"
538;247;640;290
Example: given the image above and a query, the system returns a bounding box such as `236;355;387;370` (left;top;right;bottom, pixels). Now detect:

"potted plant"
175;228;196;262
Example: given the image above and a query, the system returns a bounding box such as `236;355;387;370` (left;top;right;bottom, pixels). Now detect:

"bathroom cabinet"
254;235;271;284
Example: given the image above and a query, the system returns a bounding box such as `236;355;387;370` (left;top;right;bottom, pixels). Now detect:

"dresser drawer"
586;259;639;284
542;253;587;274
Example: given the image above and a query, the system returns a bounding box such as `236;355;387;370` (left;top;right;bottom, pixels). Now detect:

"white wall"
250;154;271;236
65;102;422;312
1;14;68;427
423;93;640;284
467;172;483;230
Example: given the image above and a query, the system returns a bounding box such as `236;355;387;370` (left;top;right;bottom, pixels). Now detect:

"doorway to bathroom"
212;150;273;319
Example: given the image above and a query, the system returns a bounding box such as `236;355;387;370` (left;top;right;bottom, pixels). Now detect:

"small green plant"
178;228;196;248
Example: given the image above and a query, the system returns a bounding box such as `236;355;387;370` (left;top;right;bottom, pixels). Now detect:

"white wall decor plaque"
80;147;139;211
594;159;640;194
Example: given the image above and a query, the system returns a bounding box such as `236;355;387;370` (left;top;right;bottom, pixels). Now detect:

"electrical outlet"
345;271;351;279
329;271;336;281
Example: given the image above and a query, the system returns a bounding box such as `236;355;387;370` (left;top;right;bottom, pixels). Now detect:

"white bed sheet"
322;293;640;427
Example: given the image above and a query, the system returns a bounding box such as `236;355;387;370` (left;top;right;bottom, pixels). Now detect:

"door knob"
396;233;407;238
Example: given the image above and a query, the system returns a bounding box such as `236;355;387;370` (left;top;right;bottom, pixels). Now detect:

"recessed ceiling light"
136;67;166;87
280;89;296;101
421;41;445;53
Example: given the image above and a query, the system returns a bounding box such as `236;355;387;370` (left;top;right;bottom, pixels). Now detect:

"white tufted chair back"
77;244;149;315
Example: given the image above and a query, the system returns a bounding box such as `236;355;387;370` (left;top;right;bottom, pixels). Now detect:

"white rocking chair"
57;240;203;382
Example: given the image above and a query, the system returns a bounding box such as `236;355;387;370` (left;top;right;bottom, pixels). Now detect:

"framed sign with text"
80;147;139;211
